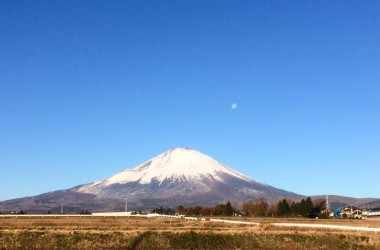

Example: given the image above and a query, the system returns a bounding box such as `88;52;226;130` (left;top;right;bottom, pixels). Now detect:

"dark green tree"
177;205;184;214
299;199;307;216
225;201;234;216
277;199;291;216
305;197;314;216
291;201;300;215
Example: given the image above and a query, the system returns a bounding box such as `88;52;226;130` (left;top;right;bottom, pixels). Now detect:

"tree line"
152;197;327;218
151;201;236;216
243;197;327;218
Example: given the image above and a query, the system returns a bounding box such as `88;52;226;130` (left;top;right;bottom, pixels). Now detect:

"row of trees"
152;201;236;216
0;210;27;215
153;198;326;218
242;197;268;216
242;197;326;218
178;201;235;216
151;206;176;215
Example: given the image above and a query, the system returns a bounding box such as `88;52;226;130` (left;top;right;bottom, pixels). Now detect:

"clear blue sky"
1;0;379;201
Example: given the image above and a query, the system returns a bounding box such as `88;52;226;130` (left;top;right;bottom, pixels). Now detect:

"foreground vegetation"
1;217;380;249
1;230;378;249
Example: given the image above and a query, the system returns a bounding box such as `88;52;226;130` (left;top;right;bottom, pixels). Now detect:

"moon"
231;103;238;109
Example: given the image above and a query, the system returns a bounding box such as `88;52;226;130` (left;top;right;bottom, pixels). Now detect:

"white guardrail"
0;214;94;218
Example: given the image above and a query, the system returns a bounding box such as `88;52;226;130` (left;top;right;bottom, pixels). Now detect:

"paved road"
271;222;380;233
209;218;260;225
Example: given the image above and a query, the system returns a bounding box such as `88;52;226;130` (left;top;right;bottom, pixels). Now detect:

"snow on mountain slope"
73;147;305;208
78;148;263;193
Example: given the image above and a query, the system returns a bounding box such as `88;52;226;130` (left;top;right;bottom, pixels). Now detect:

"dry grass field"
1;216;380;249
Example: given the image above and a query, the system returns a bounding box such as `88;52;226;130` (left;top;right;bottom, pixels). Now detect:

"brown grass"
1;216;380;249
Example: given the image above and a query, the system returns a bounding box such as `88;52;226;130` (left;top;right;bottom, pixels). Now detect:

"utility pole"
61;203;64;214
326;194;330;211
125;198;128;212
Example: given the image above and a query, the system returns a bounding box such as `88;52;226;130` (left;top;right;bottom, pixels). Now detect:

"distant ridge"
310;195;380;210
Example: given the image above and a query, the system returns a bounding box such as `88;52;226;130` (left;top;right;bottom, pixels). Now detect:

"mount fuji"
1;148;302;212
75;148;301;205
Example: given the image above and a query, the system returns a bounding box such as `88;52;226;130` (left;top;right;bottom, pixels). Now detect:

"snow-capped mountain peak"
79;148;257;192
74;147;302;208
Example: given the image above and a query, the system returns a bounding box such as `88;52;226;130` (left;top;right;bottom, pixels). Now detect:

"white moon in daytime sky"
231;103;238;109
